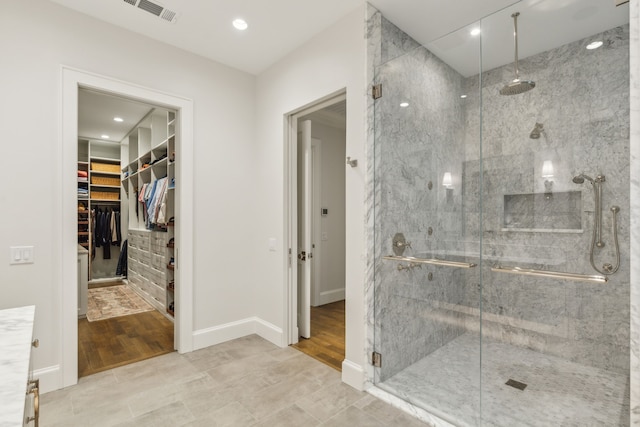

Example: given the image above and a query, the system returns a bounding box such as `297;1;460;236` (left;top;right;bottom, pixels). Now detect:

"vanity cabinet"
0;306;38;427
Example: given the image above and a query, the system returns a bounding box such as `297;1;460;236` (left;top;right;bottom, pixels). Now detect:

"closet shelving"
77;209;90;248
122;109;176;321
77;139;123;282
78;142;90;250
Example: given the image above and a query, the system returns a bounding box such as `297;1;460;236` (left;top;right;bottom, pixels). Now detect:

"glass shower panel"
372;16;483;426
479;1;630;425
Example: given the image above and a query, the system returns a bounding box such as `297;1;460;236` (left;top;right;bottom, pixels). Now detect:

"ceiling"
79;89;155;142
64;0;629;138
50;0;629;77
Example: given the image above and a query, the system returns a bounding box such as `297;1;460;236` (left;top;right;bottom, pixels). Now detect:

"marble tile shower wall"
373;15;630;381
374;17;479;381
462;25;630;374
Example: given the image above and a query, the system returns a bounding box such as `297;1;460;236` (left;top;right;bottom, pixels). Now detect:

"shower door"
477;3;630;425
372;1;631;426
371;14;484;427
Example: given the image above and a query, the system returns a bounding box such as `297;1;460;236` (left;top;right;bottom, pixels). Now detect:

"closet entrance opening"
76;88;177;377
286;92;347;371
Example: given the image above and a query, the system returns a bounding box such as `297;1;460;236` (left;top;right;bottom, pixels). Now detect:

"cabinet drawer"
147;282;165;301
150;253;165;271
137;251;150;265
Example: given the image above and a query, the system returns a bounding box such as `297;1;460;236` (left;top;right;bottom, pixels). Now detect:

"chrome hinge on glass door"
372;84;382;100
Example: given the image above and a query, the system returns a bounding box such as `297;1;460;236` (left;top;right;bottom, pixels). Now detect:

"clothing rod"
382;255;477;269
491;265;607;283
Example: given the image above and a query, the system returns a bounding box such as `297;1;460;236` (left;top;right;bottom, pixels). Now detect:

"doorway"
61;67;194;389
76;89;177;376
286;92;347;370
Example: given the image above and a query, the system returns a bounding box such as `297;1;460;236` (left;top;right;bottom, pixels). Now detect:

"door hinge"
298;251;306;261
372;84;382;100
372;351;382;367
288;248;292;267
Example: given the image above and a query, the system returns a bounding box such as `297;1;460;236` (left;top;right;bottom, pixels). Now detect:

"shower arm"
513;12;520;81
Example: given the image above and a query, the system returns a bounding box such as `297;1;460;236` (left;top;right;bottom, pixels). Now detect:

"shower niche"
502;190;582;232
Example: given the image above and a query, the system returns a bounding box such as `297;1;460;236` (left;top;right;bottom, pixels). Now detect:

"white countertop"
0;306;35;427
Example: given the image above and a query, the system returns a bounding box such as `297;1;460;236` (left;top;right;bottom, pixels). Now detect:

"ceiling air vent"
122;0;179;23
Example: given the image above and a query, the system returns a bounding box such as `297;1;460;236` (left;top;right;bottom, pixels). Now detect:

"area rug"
86;285;154;322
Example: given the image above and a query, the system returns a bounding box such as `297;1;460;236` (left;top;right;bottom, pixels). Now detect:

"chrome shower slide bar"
491;265;607;283
383;255;477;269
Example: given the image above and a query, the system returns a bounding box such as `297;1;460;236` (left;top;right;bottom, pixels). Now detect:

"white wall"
254;6;367;388
0;0;256;390
312;122;347;305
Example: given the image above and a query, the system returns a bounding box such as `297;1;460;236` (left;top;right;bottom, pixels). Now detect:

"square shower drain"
505;379;528;390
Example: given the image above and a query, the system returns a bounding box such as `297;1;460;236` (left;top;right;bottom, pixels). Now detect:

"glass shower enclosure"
371;1;630;425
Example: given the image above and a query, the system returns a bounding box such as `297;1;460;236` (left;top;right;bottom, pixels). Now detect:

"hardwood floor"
78;309;174;377
292;300;345;371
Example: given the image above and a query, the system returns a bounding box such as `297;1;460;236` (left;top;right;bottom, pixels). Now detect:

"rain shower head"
500;79;536;96
500;12;535;96
529;122;544;139
572;174;595;184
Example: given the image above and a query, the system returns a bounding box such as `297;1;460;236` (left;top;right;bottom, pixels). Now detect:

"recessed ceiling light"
586;41;603;50
113;117;123;122
101;135;110;139
470;28;481;36
400;102;409;108
233;18;248;31
460;94;468;99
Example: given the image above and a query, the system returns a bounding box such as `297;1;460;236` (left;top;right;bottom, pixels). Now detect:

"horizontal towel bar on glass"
383;255;477;269
491;265;607;283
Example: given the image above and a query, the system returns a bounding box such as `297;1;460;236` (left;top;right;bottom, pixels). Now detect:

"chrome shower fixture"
572;173;595;185
500;12;536;96
572;173;620;275
530;123;544;139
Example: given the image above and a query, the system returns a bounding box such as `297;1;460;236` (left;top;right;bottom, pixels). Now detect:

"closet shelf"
90;156;120;163
90;170;121;177
90;184;120;189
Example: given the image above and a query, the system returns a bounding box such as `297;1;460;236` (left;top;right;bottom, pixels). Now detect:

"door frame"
60;66;194;388
284;90;346;345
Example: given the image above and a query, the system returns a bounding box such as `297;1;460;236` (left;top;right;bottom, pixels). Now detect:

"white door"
297;120;312;338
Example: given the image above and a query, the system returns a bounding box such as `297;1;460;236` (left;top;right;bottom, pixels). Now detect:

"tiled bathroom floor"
380;332;629;426
40;335;429;427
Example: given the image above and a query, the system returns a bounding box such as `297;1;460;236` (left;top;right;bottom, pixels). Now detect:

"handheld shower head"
573;174;595;184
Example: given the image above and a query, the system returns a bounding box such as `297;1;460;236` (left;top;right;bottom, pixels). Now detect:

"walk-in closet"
76;89;176;376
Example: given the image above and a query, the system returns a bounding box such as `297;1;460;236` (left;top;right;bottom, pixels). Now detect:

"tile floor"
41;335;429;427
381;332;629;426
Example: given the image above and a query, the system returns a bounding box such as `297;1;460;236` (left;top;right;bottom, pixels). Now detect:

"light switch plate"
10;246;34;265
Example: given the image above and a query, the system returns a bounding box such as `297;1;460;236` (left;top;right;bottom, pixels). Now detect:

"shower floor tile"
379;332;629;427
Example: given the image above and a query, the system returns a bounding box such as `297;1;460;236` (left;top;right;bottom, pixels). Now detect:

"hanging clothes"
115;240;128;277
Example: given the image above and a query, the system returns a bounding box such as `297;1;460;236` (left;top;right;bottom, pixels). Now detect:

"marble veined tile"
380;332;629;427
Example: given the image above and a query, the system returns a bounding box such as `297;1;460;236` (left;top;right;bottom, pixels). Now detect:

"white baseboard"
34;365;61;394
317;288;345;306
341;358;365;391
192;317;283;350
